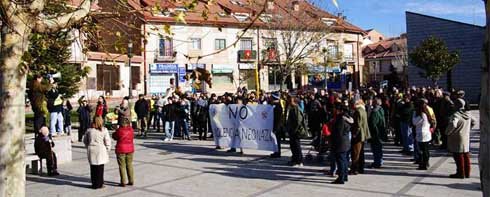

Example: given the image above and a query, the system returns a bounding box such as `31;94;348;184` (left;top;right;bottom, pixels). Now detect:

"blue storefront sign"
178;67;186;83
150;63;178;74
187;63;205;70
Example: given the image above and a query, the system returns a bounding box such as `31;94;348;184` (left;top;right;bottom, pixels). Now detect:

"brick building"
406;11;485;104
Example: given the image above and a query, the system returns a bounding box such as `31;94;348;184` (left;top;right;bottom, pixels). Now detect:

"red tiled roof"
127;0;364;34
363;37;407;59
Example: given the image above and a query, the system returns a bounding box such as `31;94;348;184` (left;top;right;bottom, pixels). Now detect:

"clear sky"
317;0;486;37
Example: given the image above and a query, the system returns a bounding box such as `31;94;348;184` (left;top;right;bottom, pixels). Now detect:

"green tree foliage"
21;1;90;98
409;36;460;84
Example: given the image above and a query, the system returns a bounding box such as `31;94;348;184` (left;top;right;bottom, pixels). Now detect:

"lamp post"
128;40;133;98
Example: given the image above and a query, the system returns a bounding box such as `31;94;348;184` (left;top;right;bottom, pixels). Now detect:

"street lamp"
128;40;133;98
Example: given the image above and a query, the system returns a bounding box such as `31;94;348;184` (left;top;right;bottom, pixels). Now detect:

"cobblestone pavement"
26;111;482;197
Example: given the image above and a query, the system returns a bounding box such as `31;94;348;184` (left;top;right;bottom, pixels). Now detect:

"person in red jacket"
112;118;135;187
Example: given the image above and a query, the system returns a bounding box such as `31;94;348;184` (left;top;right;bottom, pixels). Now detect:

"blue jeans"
371;141;383;167
50;112;64;135
165;121;175;140
335;152;348;182
400;122;414;152
180;119;190;137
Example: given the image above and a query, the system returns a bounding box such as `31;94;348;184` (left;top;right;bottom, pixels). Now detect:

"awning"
212;64;234;74
212;68;233;74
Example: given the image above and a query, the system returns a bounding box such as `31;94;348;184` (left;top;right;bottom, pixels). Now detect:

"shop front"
149;63;178;95
307;65;351;90
238;63;257;91
211;64;236;93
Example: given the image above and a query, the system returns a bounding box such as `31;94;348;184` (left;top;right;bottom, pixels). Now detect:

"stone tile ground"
26;111;482;197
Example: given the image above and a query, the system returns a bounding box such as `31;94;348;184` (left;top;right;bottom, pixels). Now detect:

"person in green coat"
368;98;386;168
350;99;371;174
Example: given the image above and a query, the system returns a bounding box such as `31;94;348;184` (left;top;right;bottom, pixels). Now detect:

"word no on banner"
209;104;278;152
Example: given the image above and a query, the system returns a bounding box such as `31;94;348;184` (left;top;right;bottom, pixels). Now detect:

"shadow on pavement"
27;173;120;189
415;181;481;191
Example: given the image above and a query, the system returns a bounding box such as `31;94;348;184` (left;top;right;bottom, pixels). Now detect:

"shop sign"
150;63;178;74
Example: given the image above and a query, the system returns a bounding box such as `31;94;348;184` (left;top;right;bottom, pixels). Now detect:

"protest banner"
209;104;278;152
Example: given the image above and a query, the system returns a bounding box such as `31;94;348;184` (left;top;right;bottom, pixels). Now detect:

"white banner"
209;104;277;152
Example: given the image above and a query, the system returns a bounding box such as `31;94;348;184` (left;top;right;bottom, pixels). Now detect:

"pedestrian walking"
112;118;135;186
83;117;111;189
446;98;475;178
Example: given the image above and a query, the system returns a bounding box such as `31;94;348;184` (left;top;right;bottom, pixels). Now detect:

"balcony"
155;51;176;62
261;48;280;64
238;50;257;62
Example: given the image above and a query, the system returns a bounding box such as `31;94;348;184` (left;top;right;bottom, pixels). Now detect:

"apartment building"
70;0;365;97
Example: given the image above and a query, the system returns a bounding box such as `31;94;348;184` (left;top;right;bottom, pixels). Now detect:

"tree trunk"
446;70;453;90
481;1;490;196
0;23;31;197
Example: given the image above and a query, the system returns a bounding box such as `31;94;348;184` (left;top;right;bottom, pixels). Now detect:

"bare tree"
259;1;334;90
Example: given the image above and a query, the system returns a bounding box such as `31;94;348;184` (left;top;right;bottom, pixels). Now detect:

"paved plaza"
26;111;483;197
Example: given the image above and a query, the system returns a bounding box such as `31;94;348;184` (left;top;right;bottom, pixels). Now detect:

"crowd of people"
30;72;475;187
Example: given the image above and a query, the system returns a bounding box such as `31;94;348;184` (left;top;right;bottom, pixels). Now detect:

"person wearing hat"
34;126;60;176
77;96;91;142
446;98;475;178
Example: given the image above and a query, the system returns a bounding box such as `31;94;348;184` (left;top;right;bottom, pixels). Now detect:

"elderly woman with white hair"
446;98;475;178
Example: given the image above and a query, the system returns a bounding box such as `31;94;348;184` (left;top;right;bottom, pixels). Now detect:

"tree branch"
34;0;93;33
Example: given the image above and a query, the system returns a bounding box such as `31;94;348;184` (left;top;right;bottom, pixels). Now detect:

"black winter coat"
332;114;353;153
135;99;150;118
78;105;91;131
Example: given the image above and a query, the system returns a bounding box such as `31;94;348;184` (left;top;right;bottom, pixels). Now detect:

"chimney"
292;1;299;11
267;0;274;10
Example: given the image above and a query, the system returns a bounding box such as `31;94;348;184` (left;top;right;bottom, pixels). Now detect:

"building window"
327;44;338;58
131;66;141;89
215;39;226;50
263;38;277;49
190;38;201;50
159;38;173;56
343;44;353;59
96;64;120;92
240;39;253;50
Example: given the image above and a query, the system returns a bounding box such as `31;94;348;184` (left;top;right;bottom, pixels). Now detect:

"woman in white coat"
412;100;432;170
84;116;111;189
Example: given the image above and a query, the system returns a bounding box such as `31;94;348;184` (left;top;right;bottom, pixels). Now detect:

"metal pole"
255;28;260;92
324;55;328;90
128;41;133;98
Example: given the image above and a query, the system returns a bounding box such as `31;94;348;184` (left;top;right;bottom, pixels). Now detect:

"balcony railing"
238;50;257;62
261;48;279;64
155;50;176;62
